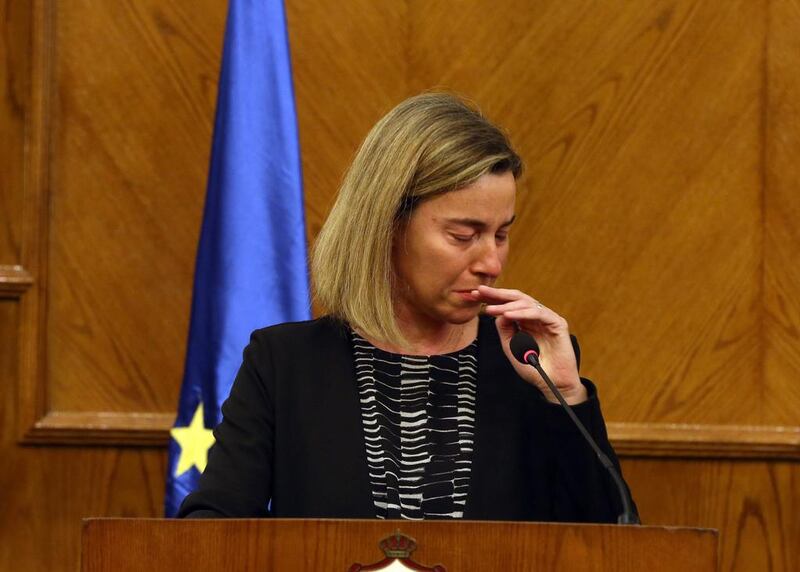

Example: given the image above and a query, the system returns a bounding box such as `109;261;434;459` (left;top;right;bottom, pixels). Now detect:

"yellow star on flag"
170;402;216;477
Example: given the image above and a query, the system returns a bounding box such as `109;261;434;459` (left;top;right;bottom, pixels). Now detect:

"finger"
494;314;518;336
501;308;561;325
483;299;533;314
475;285;530;303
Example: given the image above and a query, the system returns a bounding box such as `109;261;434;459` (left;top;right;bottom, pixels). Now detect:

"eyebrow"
444;214;516;231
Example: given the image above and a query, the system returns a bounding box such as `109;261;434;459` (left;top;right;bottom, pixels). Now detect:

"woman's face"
393;171;517;327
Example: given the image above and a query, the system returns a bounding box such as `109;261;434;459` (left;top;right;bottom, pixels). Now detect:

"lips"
453;290;481;302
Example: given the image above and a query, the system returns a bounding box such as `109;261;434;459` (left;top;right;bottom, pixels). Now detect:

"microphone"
510;331;639;525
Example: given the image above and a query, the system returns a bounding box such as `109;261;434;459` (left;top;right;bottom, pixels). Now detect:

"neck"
367;307;479;356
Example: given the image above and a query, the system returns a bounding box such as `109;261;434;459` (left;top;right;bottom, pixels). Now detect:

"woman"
179;93;634;522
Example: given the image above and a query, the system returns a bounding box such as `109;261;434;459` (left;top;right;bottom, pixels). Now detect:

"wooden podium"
81;518;717;571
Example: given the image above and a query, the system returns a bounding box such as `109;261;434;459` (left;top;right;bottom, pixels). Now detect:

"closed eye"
451;234;475;242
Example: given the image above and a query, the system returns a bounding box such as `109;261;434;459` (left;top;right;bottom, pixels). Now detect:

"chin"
443;306;482;324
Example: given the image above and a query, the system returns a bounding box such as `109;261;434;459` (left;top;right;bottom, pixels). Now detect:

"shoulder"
231;316;351;392
244;315;352;367
251;315;348;344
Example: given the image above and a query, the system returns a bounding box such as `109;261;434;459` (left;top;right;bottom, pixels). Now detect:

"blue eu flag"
164;0;310;517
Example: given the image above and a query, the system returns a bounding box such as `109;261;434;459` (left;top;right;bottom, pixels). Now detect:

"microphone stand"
523;351;639;525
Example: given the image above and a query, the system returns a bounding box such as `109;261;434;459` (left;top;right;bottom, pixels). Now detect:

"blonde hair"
311;93;523;346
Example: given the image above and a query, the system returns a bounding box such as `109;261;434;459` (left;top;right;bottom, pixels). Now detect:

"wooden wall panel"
622;457;800;571
0;300;25;571
13;0;411;439
410;0;768;427
1;1;800;571
46;0;226;413
286;0;409;241
764;0;800;425
3;299;164;572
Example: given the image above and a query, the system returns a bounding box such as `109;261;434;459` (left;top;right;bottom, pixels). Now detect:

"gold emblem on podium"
348;532;446;571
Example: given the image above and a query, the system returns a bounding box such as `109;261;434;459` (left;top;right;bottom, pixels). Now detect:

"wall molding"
20;411;800;459
16;0;54;442
609;421;800;459
0;265;34;297
23;411;176;446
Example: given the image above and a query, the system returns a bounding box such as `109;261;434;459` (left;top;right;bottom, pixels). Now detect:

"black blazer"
179;315;632;522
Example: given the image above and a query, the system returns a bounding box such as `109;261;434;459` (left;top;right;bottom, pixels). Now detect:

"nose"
471;238;503;279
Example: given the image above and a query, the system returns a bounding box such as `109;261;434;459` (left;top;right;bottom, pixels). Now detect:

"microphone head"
510;331;540;364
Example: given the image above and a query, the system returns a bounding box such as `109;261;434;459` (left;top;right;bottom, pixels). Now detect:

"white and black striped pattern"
352;331;478;520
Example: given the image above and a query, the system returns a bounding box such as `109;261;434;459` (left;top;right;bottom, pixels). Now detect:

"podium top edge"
80;517;718;536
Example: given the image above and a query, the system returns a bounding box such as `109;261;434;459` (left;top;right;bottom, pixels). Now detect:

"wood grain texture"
622;457;800;572
286;0;409;243
764;0;800;426
24;410;175;445
411;0;768;428
13;0;411;432
46;0;226;413
15;0;52;443
82;519;718;572
1;0;800;571
0;0;28;264
17;0;799;441
0;265;34;297
2;299;166;571
610;422;800;459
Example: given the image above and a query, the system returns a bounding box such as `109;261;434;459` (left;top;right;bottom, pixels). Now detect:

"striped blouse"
351;330;478;520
